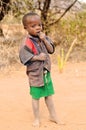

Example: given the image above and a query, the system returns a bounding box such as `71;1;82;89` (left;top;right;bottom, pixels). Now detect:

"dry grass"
0;24;26;69
0;11;86;70
0;38;21;69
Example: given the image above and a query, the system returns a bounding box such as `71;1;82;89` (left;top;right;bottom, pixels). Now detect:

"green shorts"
30;72;55;99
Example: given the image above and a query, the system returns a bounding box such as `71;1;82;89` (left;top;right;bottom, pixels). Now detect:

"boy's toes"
32;119;40;127
49;117;65;125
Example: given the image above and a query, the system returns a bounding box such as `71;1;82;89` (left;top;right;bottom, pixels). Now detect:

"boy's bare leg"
45;96;60;124
32;98;40;127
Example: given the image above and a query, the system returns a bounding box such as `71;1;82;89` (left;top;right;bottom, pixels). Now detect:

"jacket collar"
27;34;40;43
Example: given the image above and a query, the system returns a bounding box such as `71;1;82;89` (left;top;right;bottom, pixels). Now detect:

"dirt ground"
0;62;86;130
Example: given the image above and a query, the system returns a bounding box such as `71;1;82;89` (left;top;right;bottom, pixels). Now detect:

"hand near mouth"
37;32;46;41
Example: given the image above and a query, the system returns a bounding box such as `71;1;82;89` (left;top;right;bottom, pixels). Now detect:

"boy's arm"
43;37;55;54
30;53;47;61
38;32;55;54
19;46;47;65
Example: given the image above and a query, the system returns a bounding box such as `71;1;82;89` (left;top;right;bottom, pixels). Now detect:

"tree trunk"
0;0;10;21
40;0;51;33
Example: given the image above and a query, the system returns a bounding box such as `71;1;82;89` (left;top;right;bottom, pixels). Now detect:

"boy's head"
22;12;42;36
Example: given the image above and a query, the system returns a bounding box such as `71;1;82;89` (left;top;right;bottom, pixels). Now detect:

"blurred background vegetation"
0;0;86;69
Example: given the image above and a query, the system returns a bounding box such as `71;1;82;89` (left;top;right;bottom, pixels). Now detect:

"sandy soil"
0;62;86;130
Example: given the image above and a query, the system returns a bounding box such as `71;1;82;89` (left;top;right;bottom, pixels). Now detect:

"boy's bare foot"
49;116;59;124
49;116;65;125
32;119;40;127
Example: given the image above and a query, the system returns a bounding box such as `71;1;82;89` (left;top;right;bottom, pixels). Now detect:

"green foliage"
57;48;64;73
57;11;86;48
49;11;86;68
57;38;77;73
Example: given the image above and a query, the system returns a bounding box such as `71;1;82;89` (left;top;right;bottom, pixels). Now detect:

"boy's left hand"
38;32;46;41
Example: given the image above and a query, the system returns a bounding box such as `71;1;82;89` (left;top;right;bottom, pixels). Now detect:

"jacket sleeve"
19;46;34;65
46;36;55;54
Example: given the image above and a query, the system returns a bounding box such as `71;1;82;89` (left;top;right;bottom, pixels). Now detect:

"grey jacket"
19;35;55;87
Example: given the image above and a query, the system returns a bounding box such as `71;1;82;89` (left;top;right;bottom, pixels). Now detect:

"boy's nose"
36;25;41;30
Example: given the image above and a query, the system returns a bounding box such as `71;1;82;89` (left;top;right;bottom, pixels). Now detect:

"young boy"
19;12;58;127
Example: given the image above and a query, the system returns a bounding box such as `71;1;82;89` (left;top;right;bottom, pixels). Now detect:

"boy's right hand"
38;53;47;61
31;53;47;61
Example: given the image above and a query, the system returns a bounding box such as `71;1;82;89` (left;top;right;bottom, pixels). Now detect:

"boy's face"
25;15;42;36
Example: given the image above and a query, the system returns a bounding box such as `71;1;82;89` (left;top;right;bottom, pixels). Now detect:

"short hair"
22;12;39;28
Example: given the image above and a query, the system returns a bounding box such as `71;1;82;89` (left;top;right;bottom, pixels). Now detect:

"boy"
19;12;58;127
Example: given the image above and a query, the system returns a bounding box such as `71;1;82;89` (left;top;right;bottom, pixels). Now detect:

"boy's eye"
31;25;36;28
39;24;42;27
